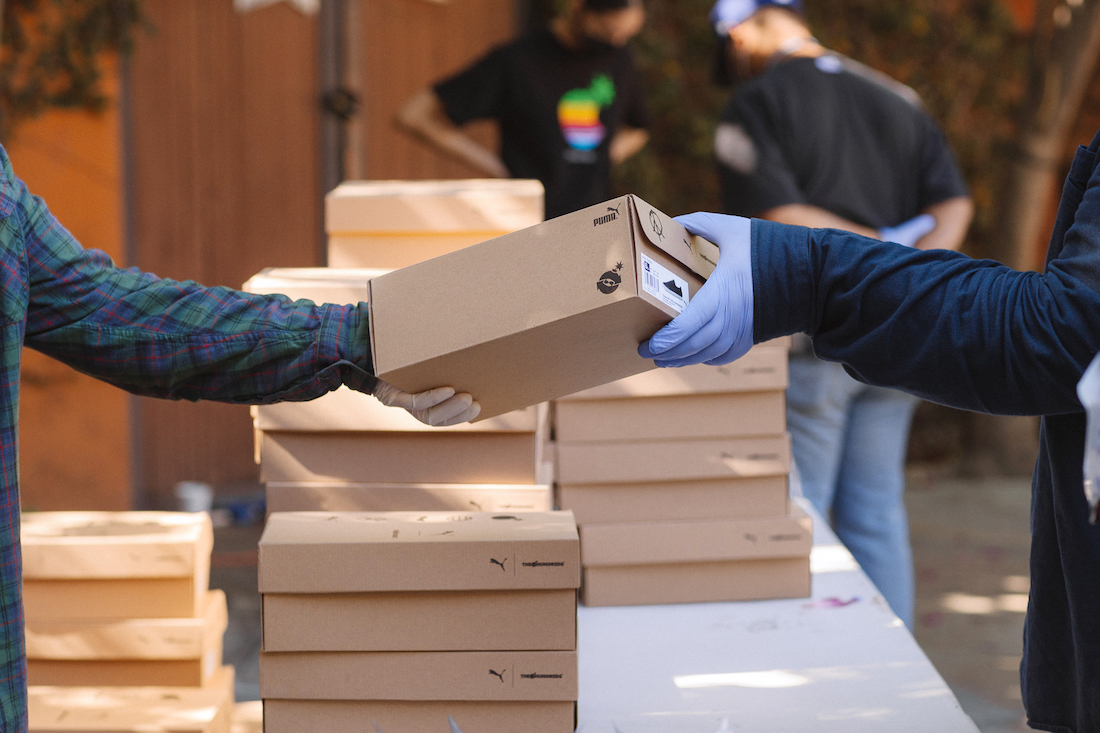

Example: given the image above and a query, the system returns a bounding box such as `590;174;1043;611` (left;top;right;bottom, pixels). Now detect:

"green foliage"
0;0;146;139
613;0;1029;257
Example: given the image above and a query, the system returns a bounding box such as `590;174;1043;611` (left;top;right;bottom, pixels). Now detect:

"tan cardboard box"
557;475;788;524
326;179;545;268
27;645;223;687
368;195;720;420
258;511;580;594
559;346;788;399
258;431;543;485
22;511;213;581
253;386;544;433
29;665;234;733
260;650;577;701
579;503;811;567
265;482;553;514
555;390;786;444
556;435;791;485
581;557;811;607
262;588;576;652
241;267;385;304
25;577;206;622
263;700;575;733
27;589;227;660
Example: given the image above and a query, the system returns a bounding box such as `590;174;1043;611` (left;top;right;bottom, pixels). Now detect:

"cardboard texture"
241;267;386;305
26;589;226;660
326;179;545;269
581;557;812;607
559;346;788;399
258;431;542;485
368;195;721;420
556;435;791;485
554;390;786;443
557;476;788;524
22;511;213;580
264;482;552;514
252;386;544;433
259;650;577;701
28;665;235;733
27;644;222;687
579;504;811;566
259;511;579;594
25;577;206;621
262;700;575;733
261;588;576;652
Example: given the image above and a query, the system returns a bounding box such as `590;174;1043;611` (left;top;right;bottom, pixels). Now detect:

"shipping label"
640;253;690;314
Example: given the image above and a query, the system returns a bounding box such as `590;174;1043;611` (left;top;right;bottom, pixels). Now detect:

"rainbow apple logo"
558;74;616;151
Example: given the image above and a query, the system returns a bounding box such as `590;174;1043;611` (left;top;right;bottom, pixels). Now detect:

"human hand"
637;212;754;367
372;380;481;426
880;213;935;248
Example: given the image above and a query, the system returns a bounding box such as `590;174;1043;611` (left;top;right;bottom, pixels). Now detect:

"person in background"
707;0;974;629
396;0;652;219
0;147;477;732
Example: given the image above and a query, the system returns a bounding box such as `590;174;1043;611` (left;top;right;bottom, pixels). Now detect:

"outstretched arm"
395;89;509;179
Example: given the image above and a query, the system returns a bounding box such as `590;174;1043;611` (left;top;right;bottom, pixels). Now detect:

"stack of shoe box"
258;510;579;733
244;268;552;515
554;340;814;606
325;179;544;269
24;512;235;731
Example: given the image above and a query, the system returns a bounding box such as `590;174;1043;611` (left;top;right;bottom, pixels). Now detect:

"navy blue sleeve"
751;219;1100;416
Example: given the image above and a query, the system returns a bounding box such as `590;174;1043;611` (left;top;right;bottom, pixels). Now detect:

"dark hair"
712;33;734;87
583;0;639;11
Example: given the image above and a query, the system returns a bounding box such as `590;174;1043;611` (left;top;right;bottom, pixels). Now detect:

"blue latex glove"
879;213;935;248
638;212;754;367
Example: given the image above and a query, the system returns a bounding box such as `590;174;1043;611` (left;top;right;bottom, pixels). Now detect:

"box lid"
22;512;213;580
326;179;545;234
258;511;580;593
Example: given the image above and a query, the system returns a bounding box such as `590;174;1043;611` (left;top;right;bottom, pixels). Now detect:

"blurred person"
707;0;974;628
396;0;651;219
0;147;478;732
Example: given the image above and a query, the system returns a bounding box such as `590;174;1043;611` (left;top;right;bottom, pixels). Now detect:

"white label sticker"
640;253;690;314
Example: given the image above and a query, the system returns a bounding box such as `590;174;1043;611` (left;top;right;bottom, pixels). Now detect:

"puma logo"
490;557;508;571
489;669;506;682
608;203;622;215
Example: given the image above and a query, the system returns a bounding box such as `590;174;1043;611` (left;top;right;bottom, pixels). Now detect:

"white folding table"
575;500;980;732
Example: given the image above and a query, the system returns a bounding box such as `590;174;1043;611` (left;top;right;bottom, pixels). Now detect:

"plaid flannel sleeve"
16;168;376;404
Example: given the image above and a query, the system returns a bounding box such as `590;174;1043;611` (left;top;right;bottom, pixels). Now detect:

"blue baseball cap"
709;0;803;35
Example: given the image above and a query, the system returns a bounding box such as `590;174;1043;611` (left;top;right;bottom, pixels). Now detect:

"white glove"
880;213;936;248
372;380;481;426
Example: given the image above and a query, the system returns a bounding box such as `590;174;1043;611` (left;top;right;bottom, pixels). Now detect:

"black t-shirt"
716;55;968;229
435;29;652;219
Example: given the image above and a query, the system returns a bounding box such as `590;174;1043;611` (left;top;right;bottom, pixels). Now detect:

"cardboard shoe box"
262;588;575;652
22;512;213;621
579;503;811;567
557;475;788;524
554;390;786;443
581;556;812;607
27;590;227;687
258;431;544;485
265;482;553;514
258;511;579;594
263;700;575;733
326;179;545;268
29;665;235;733
368;195;720;420
556;435;791;485
558;345;789;399
260;650;577;701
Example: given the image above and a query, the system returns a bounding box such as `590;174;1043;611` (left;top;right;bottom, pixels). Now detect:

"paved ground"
215;473;1038;731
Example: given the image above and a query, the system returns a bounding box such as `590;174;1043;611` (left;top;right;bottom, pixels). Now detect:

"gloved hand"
372;380;481;426
638;212;754;367
879;213;935;248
